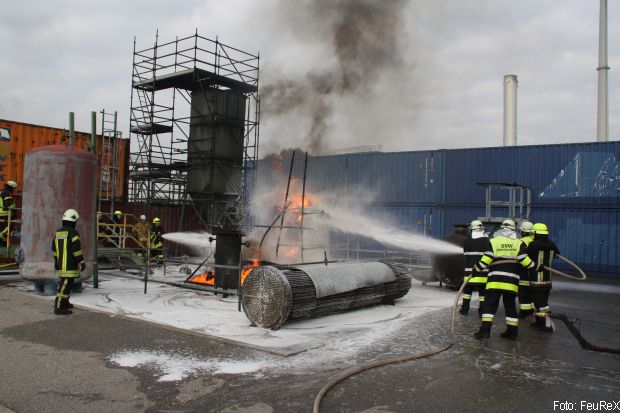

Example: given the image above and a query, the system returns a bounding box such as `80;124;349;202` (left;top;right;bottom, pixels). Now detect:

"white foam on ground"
110;350;266;381
24;266;457;381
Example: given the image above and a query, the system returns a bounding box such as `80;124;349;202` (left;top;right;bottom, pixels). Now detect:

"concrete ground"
0;275;618;413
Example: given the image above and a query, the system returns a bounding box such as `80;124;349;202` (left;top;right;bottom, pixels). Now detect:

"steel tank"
431;225;467;290
20;145;97;282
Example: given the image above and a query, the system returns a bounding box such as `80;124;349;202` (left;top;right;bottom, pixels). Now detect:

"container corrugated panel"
0;119;130;200
444;141;620;207
252;151;443;206
442;205;487;235
530;207;620;275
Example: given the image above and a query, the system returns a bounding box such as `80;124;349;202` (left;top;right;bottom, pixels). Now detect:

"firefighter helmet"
500;219;516;230
469;220;484;230
533;223;549;235
519;221;533;233
139;214;147;220
114;210;122;216
6;181;17;189
153;217;161;224
62;209;80;222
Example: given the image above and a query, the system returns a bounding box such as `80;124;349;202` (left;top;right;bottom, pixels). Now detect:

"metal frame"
128;31;260;231
98;110;121;213
477;182;532;223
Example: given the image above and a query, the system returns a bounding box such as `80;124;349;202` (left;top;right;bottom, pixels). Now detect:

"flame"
188;259;261;286
284;247;299;257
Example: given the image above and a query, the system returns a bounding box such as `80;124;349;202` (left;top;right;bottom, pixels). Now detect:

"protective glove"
80;262;86;272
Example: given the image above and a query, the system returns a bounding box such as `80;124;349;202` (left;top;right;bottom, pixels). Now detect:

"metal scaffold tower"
128;31;260;231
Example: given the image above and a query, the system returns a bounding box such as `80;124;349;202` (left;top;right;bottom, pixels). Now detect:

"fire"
284;247;299;257
188;259;261;286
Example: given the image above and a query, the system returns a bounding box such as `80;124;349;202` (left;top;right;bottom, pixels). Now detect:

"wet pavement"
0;275;618;413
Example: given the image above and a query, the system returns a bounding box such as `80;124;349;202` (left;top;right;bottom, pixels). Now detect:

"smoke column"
261;0;410;154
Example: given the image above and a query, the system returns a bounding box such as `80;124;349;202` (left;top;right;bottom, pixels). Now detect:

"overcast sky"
1;0;618;154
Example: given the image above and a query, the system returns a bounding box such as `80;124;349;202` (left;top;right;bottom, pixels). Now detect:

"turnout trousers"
461;283;486;313
479;289;519;335
54;277;74;312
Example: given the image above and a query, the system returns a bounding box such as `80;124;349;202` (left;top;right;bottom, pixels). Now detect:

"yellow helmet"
532;223;549;235
153;217;161;224
114;210;122;216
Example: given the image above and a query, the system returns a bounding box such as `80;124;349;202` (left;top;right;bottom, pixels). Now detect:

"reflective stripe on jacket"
51;226;84;277
474;236;534;293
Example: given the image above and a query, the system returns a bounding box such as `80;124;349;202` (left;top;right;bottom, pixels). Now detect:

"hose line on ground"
312;254;590;412
312;274;471;413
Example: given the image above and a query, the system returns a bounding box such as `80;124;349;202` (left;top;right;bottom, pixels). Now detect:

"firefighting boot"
54;308;73;315
500;325;518;340
459;300;470;315
531;314;554;332
518;309;534;319
474;323;491;339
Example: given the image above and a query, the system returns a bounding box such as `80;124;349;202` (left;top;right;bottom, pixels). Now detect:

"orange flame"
189;259;261;286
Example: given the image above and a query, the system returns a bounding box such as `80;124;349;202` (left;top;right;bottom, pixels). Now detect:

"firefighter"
0;180;17;245
527;223;560;332
473;219;534;340
150;217;164;260
459;220;490;316
517;221;536;318
51;209;85;315
133;214;150;253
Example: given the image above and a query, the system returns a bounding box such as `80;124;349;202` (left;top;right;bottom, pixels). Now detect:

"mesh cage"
241;266;293;330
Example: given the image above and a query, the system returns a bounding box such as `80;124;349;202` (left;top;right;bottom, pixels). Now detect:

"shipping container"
443;141;620;207
0;119;130;200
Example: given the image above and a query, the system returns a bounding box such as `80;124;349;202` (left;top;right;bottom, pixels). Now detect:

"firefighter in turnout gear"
473;219;534;340
51;209;85;315
527;223;560;332
517;221;536;318
459;220;490;316
0;180;17;245
133;214;150;253
150;217;164;260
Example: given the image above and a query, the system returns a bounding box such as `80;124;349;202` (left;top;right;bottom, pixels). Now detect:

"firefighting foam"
250;182;462;263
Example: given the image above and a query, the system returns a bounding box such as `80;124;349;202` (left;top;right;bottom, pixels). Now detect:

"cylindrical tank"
20;145;97;282
431;225;467;290
241;261;412;329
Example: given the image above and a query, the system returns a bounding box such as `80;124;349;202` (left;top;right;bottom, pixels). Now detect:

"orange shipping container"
0;118;129;200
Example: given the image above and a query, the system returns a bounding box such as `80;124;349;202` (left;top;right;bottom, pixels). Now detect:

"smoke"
261;0;410;155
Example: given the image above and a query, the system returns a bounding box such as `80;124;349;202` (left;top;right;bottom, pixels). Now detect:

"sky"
1;0;618;155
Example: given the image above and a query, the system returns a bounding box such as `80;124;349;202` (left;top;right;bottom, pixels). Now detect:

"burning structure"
128;32;259;292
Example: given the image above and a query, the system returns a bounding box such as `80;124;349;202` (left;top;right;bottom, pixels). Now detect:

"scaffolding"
128;31;260;232
98;110;121;212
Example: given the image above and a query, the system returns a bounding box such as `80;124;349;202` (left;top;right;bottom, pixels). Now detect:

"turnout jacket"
51;224;85;277
463;232;490;284
517;234;534;287
0;188;14;216
474;235;534;293
526;235;560;289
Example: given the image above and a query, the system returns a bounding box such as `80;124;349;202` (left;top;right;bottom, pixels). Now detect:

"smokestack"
597;0;609;142
503;74;518;147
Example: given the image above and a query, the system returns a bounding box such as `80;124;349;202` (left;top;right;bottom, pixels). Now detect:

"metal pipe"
91;111;98;288
69;112;75;146
597;0;609;142
503;75;518;146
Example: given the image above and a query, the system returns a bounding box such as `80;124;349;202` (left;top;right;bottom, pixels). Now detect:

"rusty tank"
20;145;97;283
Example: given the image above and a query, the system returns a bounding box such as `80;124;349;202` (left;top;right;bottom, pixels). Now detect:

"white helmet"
500;219;516;230
63;209;80;222
519;221;533;233
469;220;484;230
6;181;17;189
139;214;147;220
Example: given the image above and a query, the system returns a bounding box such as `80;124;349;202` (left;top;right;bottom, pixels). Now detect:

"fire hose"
312;254;592;412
